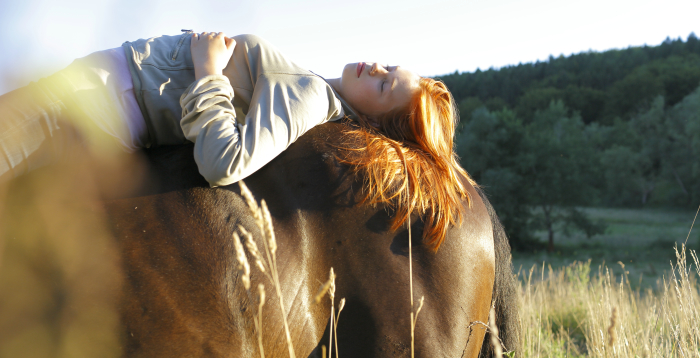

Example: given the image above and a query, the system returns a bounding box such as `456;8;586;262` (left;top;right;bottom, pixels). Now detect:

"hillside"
437;34;700;250
438;34;700;124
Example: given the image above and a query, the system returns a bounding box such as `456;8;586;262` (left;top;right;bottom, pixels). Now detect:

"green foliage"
603;55;700;122
449;35;700;251
459;101;605;249
458;107;535;247
484;97;509;112
564;260;591;289
524;101;594;208
562;209;607;239
523;101;601;249
438;34;700;124
515;87;564;121
457;96;484;122
603;67;664;121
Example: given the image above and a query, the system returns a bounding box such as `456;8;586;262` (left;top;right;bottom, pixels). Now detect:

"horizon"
441;33;699;75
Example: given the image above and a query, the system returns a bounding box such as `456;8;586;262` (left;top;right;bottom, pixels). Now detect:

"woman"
0;31;473;249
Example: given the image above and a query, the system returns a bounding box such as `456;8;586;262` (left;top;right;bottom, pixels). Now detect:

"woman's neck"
325;78;341;94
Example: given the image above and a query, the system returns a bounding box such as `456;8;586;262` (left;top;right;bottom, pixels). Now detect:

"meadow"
513;207;700;357
513;207;700;289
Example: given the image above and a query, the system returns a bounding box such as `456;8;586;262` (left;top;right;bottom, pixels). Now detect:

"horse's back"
0;121;517;357
109;123;357;357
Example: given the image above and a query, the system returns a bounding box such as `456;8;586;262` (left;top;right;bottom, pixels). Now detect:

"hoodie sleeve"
179;73;335;187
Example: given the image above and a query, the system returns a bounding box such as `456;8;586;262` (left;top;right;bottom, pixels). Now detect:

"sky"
0;0;698;95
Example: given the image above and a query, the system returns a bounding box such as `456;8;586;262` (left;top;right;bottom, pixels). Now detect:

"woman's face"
335;62;420;122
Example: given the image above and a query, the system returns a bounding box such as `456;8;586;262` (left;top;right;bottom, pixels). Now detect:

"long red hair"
338;77;476;250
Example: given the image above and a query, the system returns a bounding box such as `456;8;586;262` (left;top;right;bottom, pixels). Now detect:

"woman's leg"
0;77;71;182
0;48;146;183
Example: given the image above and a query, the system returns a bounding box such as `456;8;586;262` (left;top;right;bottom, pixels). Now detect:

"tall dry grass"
519;244;700;357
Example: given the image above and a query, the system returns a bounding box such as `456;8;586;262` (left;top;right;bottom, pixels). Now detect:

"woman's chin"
341;63;356;82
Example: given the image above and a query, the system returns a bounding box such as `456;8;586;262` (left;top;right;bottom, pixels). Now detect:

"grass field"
513;207;700;357
512;207;700;289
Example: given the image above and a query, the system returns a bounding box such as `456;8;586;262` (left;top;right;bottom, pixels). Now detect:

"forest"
437;33;700;251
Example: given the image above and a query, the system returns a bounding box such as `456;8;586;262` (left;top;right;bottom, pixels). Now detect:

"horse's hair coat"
477;188;521;357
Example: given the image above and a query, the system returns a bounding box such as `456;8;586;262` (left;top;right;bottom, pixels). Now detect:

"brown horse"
0;121;519;357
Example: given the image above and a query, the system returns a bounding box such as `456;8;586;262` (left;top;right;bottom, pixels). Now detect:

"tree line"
437;34;700;251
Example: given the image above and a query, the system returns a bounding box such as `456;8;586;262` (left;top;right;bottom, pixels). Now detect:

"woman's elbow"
198;163;241;188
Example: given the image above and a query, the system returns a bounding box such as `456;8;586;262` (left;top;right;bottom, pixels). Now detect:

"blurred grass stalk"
519;244;700;357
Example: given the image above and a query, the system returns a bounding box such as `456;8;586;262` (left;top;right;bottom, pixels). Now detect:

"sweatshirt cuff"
187;74;232;93
193;74;231;85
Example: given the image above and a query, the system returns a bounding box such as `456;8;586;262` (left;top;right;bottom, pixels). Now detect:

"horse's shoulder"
454;186;496;289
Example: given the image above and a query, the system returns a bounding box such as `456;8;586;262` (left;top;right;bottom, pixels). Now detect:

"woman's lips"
357;62;365;78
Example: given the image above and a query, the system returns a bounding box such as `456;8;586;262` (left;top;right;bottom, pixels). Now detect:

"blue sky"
0;0;698;94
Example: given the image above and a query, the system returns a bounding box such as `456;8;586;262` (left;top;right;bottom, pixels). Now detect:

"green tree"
523;101;601;251
515;87;563;121
456;107;534;248
600;97;666;205
457;97;484;123
438;33;700;126
457;102;604;251
561;86;606;124
669;86;700;204
604;68;664;121
598;93;699;206
600;144;655;205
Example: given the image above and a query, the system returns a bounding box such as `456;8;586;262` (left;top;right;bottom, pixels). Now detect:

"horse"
0;121;520;357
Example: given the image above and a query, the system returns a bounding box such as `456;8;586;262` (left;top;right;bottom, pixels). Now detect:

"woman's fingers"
215;33;235;49
192;32;218;44
193;32;231;47
196;32;227;40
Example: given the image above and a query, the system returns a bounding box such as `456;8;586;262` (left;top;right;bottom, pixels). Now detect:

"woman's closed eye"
381;65;391;93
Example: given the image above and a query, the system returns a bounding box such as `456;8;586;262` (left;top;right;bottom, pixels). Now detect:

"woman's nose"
369;63;387;76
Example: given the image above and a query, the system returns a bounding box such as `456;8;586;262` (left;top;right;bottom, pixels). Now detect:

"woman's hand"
191;32;236;80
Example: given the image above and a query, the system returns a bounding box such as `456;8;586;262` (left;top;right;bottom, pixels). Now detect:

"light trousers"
0;49;147;182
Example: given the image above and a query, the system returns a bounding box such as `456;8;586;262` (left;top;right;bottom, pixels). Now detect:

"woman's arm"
180;34;336;187
181;31;242;186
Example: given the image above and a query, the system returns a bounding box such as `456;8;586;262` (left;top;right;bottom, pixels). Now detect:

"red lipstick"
357;62;365;78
